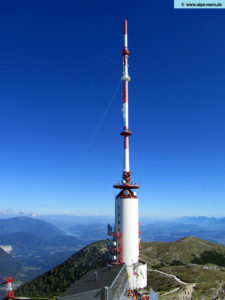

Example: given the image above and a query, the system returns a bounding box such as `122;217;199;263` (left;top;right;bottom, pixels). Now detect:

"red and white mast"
122;20;131;174
107;20;147;290
1;277;15;299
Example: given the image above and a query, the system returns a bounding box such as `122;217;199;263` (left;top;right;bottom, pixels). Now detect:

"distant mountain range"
2;213;225;242
37;215;225;246
0;213;114;229
38;214;114;229
62;217;225;245
140;217;225;245
2;215;225;246
0;217;62;239
177;216;225;229
67;223;108;241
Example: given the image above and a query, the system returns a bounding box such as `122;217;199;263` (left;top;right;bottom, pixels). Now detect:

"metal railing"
105;264;128;300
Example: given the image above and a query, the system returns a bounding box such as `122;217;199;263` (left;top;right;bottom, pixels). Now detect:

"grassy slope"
140;236;225;266
140;237;225;299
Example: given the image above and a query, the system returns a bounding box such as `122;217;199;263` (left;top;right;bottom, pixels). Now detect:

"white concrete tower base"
115;195;147;289
115;196;139;265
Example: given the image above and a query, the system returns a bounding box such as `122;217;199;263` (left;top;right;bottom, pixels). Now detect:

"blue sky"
0;0;224;218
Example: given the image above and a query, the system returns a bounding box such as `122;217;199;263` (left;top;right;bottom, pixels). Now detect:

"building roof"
61;264;125;298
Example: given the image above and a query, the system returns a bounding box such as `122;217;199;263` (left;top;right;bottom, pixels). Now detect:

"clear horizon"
0;209;224;220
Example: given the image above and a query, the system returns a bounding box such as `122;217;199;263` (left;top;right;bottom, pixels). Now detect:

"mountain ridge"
0;217;62;239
